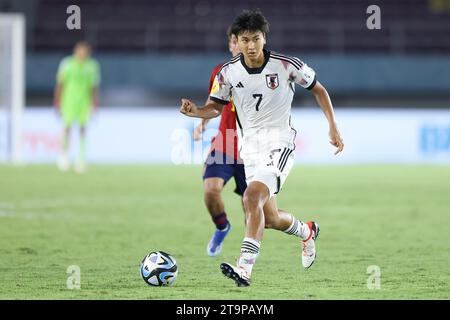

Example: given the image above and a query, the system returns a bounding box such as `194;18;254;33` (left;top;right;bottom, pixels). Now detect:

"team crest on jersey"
265;74;279;89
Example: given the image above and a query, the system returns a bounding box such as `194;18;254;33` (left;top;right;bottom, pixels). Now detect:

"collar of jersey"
240;49;270;74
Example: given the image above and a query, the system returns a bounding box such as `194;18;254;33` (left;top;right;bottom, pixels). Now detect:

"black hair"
230;9;270;37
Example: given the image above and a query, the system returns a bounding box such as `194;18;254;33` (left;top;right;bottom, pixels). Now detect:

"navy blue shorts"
203;150;247;196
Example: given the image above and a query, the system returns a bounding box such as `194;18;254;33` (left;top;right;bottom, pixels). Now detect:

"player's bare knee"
204;185;222;201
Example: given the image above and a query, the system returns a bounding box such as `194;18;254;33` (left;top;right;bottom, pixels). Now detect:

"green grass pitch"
0;164;449;299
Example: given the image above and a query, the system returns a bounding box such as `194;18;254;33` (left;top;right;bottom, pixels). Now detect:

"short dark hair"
230;9;269;37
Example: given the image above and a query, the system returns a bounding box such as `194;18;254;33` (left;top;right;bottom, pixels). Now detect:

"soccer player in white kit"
180;9;344;287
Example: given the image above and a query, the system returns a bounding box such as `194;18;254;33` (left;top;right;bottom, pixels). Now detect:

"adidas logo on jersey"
236;82;244;88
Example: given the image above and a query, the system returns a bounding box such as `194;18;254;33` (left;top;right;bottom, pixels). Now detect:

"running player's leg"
263;196;317;241
263;197;310;236
204;177;228;230
221;149;319;286
220;180;267;286
243;181;269;240
262;197;292;230
262;154;320;269
203;151;234;256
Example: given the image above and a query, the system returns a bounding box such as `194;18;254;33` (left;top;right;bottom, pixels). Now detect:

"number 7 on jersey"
252;94;263;111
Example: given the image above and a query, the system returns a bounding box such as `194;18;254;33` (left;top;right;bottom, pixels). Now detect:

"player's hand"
180;99;198;117
329;126;344;155
193;123;205;141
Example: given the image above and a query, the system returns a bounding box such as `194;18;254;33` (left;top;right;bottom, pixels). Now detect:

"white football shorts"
243;146;295;197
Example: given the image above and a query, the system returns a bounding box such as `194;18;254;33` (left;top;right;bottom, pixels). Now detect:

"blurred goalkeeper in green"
54;41;100;173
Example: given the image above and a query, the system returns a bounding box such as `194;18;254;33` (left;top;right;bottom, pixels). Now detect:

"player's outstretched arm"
310;81;344;155
180;98;223;119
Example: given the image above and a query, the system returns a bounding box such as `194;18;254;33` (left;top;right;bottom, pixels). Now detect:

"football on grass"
140;251;178;286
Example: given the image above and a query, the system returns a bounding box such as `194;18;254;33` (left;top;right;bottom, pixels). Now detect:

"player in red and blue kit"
192;30;246;256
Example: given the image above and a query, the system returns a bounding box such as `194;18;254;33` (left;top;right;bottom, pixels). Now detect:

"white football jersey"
209;49;316;155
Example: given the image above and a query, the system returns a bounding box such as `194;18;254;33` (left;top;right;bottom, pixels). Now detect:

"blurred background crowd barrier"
0;0;449;163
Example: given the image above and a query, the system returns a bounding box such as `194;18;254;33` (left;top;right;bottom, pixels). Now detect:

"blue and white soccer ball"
140;251;178;286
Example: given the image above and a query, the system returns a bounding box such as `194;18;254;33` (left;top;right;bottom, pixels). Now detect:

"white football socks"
283;215;311;240
238;237;260;278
